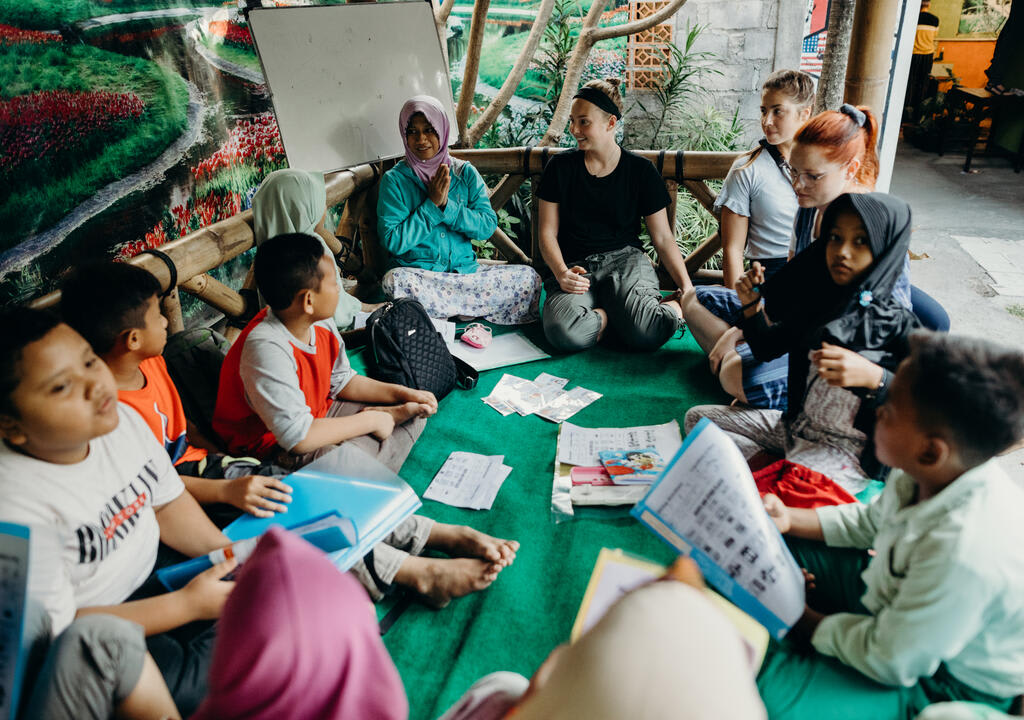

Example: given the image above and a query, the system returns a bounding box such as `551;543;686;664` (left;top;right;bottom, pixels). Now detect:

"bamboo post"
845;0;901;113
664;179;679;232
160;288;185;335
815;0;857;113
455;0;492;146
450;148;739;179
179;273;247;318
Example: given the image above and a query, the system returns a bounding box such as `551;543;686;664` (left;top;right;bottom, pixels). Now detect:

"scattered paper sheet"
448;331;550;371
423;451;512;510
536;386;603;423
632;419;805;639
557;420;682;467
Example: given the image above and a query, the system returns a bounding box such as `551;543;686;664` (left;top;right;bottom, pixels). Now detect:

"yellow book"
572;548;770;670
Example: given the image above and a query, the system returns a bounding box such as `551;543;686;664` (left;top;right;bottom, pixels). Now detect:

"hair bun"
605;77;622;89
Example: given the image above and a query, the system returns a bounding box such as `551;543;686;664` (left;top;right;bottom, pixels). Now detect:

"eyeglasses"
789;160;851;186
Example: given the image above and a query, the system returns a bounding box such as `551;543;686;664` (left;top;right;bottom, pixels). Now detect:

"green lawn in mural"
0;0;210;30
0;40;189;246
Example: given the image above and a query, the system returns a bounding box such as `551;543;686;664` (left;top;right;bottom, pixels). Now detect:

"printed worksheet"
631;419;804;638
557;420;682;467
423;452;512;510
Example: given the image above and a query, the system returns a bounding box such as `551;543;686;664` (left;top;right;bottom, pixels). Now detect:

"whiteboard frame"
248;2;456;174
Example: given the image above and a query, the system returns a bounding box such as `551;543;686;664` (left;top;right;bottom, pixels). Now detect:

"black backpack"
364;298;477;401
162;327;230;444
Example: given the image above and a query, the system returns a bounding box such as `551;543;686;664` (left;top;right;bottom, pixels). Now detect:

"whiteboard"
248;3;456;173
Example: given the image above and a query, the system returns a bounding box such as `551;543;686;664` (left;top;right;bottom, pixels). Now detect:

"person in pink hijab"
191;526;408;720
377;96;541;325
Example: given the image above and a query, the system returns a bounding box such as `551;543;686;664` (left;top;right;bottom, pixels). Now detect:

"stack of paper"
423;451;512;510
553;421;683;509
482;372;601;423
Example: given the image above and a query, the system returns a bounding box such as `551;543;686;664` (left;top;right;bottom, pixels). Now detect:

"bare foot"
427;523;519;567
394;555;503;608
363;401;431;425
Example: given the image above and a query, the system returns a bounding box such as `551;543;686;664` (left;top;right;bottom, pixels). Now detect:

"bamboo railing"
31;148;741;329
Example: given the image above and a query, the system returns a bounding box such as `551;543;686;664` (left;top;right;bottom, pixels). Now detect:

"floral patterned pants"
382;263;542;325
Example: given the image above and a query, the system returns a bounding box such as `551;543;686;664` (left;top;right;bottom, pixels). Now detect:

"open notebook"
631;418;805;639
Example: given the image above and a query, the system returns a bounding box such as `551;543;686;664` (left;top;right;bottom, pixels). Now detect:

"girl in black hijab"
684;193;920;493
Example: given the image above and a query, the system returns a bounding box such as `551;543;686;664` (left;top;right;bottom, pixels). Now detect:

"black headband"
839;103;866;127
573;86;622;119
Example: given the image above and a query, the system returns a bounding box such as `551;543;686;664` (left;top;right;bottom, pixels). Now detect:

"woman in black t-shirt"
536;79;691;353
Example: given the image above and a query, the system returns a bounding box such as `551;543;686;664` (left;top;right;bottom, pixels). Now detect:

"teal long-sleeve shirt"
376;159;498;274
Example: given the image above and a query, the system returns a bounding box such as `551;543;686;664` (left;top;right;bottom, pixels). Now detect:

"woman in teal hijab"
252;169;378;329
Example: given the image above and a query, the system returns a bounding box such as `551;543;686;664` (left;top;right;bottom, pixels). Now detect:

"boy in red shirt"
220;233;519;604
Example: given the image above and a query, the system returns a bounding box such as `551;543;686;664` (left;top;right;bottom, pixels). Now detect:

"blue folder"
223;444;422;573
0;522;30;720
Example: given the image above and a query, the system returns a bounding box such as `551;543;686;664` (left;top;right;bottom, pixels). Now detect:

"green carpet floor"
350;322;729;720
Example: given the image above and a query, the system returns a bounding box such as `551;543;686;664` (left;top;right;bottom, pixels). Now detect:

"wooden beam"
488;227;531;264
160;288;185;335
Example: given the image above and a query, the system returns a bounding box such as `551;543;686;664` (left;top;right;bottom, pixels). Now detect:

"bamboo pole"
455;0;492;146
179;273;247;318
664;179;679;231
845;0;901;113
451;148;739;180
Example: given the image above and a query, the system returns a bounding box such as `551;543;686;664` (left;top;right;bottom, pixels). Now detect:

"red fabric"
752;458;858;508
213;309;340;458
119;355;207;466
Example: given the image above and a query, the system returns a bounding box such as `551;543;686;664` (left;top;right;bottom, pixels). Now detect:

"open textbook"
631;418;805;639
551;421;683;518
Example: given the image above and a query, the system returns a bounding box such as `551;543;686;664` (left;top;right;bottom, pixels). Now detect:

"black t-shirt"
536;148;671;263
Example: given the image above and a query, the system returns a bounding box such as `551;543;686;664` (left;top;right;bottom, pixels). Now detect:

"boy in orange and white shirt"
61;262;292;519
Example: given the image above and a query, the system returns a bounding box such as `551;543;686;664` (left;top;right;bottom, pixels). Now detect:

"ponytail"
793;105;879;189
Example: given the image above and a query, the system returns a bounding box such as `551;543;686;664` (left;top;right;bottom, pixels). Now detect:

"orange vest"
213;309;340;458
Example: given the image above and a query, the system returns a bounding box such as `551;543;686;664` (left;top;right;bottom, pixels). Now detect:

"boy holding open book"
759;332;1024;718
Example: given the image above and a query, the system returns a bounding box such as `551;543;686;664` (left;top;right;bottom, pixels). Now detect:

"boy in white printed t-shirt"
0;308;236;716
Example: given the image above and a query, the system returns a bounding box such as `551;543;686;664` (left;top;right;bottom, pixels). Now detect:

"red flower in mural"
0;90;145;175
191;112;286;183
0;24;62;44
116;112;286;260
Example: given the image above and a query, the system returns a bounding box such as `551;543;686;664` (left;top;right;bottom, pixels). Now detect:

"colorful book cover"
598;447;665;484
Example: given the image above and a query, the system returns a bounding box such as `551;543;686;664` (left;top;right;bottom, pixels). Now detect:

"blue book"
630;418;805;639
223;444;421;574
0;523;30;720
